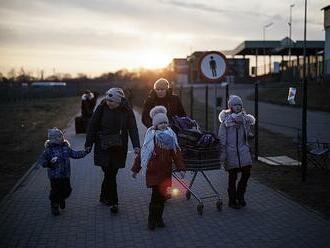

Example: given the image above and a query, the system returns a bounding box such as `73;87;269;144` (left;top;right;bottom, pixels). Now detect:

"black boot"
148;203;156;230
155;204;165;228
227;189;241;209
59;200;66;209
110;204;119;214
237;183;247;207
51;202;60;216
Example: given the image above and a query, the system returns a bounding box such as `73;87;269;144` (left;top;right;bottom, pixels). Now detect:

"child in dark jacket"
38;128;89;216
131;106;185;230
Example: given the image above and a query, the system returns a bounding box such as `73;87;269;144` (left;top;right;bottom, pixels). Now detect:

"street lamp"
301;0;308;181
288;4;295;67
263;22;273;75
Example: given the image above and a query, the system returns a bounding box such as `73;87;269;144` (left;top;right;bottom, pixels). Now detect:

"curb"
0;162;39;209
0;110;80;209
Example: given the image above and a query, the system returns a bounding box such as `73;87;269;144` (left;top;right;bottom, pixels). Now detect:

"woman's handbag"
100;131;122;150
99;110;123;150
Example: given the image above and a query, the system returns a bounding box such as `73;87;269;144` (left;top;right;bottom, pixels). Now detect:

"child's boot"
59;199;66;209
51;202;60;216
155;204;165;228
148;203;156;230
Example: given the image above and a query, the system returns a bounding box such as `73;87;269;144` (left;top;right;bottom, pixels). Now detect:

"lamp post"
288;4;295;67
301;0;308;182
263;22;273;75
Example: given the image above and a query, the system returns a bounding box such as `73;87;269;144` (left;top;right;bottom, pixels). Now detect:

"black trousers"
149;186;166;222
100;167;119;205
227;165;251;200
49;178;72;205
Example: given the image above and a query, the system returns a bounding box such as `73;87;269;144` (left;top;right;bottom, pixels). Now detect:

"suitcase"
75;116;88;134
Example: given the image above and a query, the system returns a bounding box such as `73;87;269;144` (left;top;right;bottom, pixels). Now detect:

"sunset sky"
0;0;327;77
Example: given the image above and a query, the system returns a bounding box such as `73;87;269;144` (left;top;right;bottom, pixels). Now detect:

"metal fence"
174;81;330;165
0;81;113;103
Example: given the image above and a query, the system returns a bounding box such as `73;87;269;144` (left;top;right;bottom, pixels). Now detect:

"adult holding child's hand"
85;87;140;214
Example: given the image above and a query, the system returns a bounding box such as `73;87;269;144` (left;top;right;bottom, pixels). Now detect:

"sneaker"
59;200;66;209
110;204;119;214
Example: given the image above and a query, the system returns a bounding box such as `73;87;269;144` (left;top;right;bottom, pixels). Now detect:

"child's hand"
132;172;138;179
85;146;92;153
50;157;58;163
134;147;140;155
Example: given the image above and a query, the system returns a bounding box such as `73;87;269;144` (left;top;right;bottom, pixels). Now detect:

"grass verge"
0;97;81;200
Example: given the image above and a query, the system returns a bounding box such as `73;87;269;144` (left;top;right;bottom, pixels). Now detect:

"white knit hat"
228;95;243;108
153;78;170;90
150;105;169;127
105;88;125;103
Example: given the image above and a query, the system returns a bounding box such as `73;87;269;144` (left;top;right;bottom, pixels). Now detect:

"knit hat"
105;88;125;103
228;95;243;108
48;128;64;144
150;105;169;127
153;78;170;90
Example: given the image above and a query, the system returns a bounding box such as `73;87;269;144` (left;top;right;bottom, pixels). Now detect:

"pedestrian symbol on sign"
199;51;227;82
209;56;217;77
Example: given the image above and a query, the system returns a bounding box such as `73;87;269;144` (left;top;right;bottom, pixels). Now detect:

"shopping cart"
172;144;223;215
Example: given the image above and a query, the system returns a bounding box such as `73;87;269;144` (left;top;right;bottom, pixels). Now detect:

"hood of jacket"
44;139;70;148
218;109;231;123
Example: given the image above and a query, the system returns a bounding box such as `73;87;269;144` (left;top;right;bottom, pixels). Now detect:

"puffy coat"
218;110;255;171
38;140;87;179
131;145;185;188
85;99;140;168
142;89;186;128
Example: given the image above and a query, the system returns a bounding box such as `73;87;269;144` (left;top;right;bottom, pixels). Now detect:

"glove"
50;157;58;163
48;157;58;168
134;147;141;155
85;146;92;153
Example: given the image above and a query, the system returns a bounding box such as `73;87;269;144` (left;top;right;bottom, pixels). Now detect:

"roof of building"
228;37;324;56
321;5;330;11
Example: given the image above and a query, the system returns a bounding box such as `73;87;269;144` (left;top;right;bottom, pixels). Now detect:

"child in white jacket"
218;95;255;209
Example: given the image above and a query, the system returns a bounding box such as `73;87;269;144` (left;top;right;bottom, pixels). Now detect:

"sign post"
198;51;227;132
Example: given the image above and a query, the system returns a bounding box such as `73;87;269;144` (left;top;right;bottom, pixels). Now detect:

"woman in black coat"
142;78;186;128
85;88;140;213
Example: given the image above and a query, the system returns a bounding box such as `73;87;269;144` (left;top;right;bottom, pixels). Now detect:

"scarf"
141;127;179;168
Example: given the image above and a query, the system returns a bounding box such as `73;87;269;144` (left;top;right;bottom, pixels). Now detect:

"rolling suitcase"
75;116;87;134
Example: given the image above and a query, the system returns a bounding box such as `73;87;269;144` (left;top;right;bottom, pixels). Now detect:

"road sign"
199;51;227;82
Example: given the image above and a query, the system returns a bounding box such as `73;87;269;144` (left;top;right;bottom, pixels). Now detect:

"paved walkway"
1;110;330;248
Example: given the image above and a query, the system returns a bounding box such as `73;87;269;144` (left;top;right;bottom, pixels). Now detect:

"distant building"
170;58;189;86
322;5;330;75
227;38;324;82
31;82;66;87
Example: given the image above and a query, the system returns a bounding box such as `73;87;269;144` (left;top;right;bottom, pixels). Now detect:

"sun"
137;50;172;69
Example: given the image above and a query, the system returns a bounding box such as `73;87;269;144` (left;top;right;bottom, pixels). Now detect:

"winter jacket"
131;145;185;188
142;90;186;128
38;140;87;179
218;110;255;171
85;99;140;168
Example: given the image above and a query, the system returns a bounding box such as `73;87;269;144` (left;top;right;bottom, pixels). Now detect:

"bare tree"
7;68;16;81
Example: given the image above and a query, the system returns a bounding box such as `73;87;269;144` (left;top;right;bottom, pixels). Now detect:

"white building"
322;5;330;75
